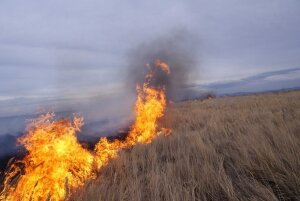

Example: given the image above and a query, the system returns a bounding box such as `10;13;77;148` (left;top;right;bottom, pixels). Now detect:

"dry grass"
73;91;300;201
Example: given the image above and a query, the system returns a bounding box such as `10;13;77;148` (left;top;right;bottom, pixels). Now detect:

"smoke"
126;29;200;101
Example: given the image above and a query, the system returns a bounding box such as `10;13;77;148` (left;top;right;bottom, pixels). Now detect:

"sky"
0;0;300;121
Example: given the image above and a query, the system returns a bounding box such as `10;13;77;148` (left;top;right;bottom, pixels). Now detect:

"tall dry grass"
73;91;300;201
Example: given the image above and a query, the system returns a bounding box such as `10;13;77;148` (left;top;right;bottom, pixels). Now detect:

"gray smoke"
126;30;200;101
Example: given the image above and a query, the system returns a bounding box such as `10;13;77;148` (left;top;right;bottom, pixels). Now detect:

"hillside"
72;91;300;201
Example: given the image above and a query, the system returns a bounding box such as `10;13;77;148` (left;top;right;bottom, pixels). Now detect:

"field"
72;91;300;201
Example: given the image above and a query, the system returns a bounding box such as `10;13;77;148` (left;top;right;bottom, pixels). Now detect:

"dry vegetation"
73;91;300;201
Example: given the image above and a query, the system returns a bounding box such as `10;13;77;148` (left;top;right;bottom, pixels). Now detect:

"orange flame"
0;59;171;201
0;113;94;201
155;59;170;74
126;83;166;145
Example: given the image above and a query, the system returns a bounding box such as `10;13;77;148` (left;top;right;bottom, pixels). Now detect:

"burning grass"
0;59;171;201
73;90;300;201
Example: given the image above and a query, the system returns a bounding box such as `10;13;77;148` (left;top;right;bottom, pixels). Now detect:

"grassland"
73;90;300;201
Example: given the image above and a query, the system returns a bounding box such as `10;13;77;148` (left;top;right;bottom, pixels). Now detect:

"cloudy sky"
0;0;300;118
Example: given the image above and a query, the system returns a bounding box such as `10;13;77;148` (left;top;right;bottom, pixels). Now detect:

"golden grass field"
73;90;300;201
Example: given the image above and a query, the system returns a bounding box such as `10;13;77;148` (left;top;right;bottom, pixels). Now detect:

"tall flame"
0;113;94;201
126;59;170;145
126;83;166;145
155;59;170;74
0;59;171;201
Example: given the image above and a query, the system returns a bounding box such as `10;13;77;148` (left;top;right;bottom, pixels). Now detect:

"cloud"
0;0;299;118
202;67;300;94
265;70;300;81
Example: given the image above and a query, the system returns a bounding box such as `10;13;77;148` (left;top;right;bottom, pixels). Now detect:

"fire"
126;58;170;145
155;59;170;74
94;58;171;163
94;138;124;170
0;113;94;201
126;83;167;145
0;59;171;201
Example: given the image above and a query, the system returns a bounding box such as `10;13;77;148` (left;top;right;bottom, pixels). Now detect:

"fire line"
0;59;172;201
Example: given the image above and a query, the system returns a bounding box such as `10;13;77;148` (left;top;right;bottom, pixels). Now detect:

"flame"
94;58;171;162
0;113;94;201
125;58;170;145
94;138;124;170
0;59;171;201
155;59;170;74
126;83;167;145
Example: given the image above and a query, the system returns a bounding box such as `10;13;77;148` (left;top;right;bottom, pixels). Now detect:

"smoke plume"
126;30;200;101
